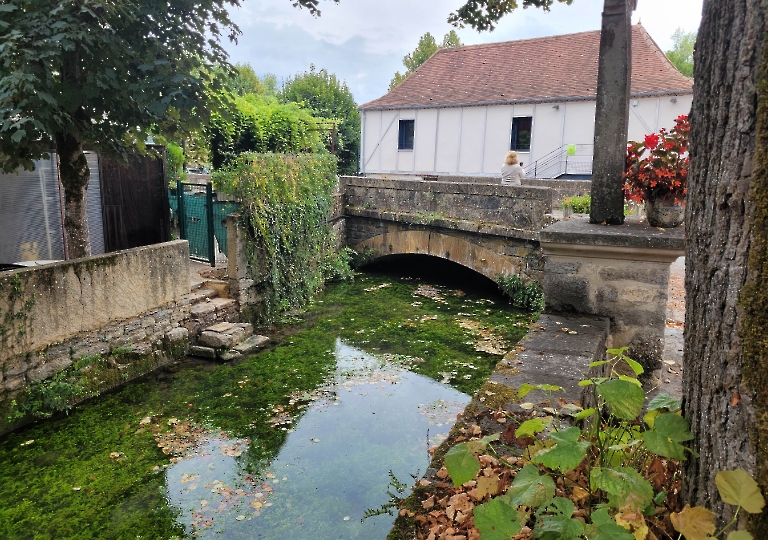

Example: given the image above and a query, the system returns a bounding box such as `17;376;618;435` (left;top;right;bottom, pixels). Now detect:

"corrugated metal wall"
0;152;105;263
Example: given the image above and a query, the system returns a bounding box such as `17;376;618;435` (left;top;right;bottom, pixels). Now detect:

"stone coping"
540;215;685;252
344;206;546;241
340;175;552;200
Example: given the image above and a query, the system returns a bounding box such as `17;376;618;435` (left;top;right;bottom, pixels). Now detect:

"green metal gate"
169;180;240;266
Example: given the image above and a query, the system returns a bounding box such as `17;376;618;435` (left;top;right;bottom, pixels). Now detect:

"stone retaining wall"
0;241;193;434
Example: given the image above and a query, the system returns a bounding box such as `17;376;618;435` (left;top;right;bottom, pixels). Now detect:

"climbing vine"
213;152;352;324
0;273;36;349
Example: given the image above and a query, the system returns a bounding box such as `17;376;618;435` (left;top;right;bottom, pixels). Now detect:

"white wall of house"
359;93;693;177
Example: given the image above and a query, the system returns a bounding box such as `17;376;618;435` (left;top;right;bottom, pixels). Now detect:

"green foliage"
447;0;573;31
531;427;589;472
474;497;522;539
165;143;186;186
216;62;265;96
562;195;591;213
212;153;351;324
504;465;555;507
534;497;584;539
362;470;411;520
666;28;696;78
0;273;36;347
282;65;361;175
389;31;465;90
444;443;482;486
209;95;327;169
0;0;240;173
497;274;544;311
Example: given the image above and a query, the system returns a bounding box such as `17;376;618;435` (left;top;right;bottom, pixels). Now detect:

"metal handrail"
524;144;594;179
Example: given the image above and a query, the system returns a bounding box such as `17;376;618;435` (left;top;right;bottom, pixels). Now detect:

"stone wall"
0;241;193;434
341;176;553;232
521;179;592;206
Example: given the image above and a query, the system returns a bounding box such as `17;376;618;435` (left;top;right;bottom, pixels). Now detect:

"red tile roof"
360;24;692;111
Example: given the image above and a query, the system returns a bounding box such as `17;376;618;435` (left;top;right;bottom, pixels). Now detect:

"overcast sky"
224;0;703;106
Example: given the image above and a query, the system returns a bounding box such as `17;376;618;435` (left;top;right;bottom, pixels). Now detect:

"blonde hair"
505;151;518;165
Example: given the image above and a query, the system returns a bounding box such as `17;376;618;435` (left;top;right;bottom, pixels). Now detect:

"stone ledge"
540;215;684;257
344;206;545;241
340;175;552;200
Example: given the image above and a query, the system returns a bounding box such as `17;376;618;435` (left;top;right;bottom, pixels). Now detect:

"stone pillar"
540;216;683;376
589;0;635;225
225;214;260;316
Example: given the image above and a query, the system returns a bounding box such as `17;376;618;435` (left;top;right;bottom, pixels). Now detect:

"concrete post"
589;0;635;225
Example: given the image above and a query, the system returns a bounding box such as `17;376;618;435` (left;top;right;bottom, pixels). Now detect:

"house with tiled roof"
358;24;692;179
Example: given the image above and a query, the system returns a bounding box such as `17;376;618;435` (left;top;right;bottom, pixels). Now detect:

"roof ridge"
434;27;603;54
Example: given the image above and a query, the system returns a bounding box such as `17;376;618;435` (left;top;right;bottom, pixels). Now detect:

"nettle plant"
443;347;765;540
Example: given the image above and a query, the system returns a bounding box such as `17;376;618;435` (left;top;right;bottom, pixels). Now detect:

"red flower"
644;133;660;149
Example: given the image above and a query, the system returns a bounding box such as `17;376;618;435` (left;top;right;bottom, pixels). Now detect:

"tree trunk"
56;130;91;259
589;0;632;225
683;0;768;532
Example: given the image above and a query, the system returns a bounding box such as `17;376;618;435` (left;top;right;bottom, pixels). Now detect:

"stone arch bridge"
337;176;555;283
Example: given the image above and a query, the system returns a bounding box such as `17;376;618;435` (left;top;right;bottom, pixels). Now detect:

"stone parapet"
540;216;684;374
340;176;553;232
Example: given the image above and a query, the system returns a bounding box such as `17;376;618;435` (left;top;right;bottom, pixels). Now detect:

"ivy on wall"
213;152;352;324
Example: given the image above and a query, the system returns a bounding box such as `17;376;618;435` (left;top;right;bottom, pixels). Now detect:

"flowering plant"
624;115;689;204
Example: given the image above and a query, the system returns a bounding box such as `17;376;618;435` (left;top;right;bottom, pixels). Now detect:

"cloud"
224;0;703;105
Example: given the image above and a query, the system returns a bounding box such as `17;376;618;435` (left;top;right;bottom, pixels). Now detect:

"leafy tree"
208;95;326;169
389;31;464;90
225;63;265;96
282;66;360;175
0;0;241;258
666;28;696;78
261;74;281;97
447;0;572;31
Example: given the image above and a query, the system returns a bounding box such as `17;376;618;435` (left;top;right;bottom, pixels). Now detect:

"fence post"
206;183;216;267
177;178;187;240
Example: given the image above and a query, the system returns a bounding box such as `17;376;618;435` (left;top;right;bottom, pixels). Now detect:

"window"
510;116;532;151
398;119;415;150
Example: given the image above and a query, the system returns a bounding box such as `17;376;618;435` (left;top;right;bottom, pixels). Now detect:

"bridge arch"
350;230;524;282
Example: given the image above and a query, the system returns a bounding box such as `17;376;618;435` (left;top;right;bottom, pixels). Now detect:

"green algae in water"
0;272;534;539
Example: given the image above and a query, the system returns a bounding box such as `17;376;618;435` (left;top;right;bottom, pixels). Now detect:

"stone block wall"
521;179;592;206
0;241;193;434
340;176;553;232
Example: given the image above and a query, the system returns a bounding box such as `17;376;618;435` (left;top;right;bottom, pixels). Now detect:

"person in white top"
501;151;525;186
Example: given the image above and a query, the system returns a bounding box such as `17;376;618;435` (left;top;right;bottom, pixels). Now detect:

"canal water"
0;258;535;539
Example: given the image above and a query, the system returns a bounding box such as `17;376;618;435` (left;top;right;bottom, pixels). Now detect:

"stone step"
199;322;253;349
233;335;269;354
203;279;230;299
186;288;218;305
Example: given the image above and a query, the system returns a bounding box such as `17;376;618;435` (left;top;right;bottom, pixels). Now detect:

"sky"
224;0;703;106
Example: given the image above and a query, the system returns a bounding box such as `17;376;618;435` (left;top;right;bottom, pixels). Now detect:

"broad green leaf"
535;498;584;540
670;504;716;540
654;491;668;505
578;380;594;386
516;418;550;438
473;497;522;540
589;360;610;367
643;431;687;461
715;470;766;514
584;508;635;540
618;374;642;386
643;409;662;429
654;413;694;442
532;427;589;472
467;432;501;453
590;467;654;510
647;393;683;412
574;408;597;420
624;357;644;376
504;465;556;508
606;346;630;357
727;531;754;540
443;443;480;487
598;379;645;420
518;383;563;399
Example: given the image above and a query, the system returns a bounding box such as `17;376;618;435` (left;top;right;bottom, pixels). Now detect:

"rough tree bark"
56;130;91;260
589;0;633;225
683;0;768;532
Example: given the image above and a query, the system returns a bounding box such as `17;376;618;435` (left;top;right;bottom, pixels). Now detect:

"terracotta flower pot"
645;196;684;228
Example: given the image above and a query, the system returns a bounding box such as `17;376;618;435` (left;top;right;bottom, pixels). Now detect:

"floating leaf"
532;426;589;472
443;443;480;486
670;504;716;540
504;465;555;508
516;418;551;438
716;470;766;514
473;497;522;540
598;379;645;420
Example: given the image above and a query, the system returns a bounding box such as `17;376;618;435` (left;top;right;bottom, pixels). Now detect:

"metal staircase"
524;144;594;179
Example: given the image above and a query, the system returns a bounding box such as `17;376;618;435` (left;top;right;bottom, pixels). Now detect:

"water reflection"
166;339;469;539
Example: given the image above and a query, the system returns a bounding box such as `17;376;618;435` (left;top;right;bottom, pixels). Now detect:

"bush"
213;153;351;324
562;194;591;213
497;274;544;311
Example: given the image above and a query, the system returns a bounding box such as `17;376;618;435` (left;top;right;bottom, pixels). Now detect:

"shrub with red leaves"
624;115;690;204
